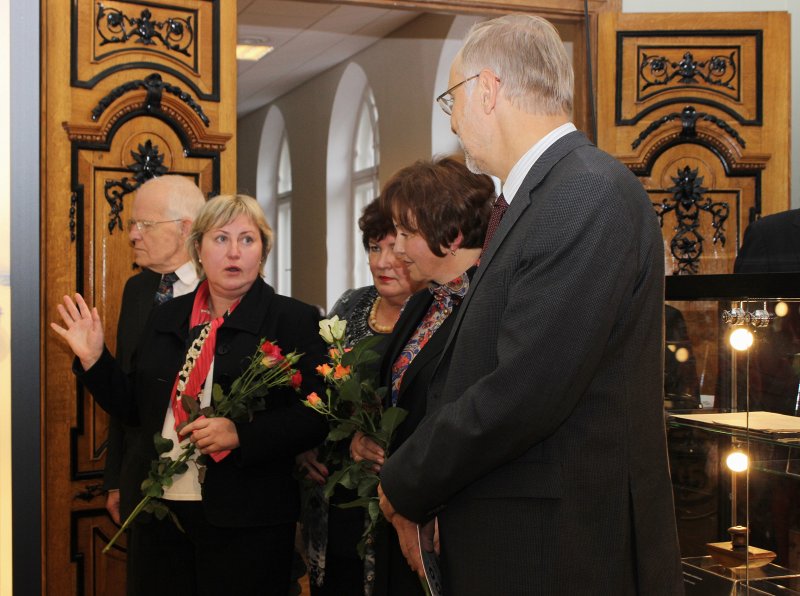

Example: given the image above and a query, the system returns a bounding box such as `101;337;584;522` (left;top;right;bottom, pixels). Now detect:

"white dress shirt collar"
502;122;577;204
172;260;199;298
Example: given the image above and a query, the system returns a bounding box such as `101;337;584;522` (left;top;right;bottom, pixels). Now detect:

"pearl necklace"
368;295;394;334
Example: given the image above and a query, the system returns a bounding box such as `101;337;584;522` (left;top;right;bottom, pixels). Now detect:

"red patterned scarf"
170;280;240;443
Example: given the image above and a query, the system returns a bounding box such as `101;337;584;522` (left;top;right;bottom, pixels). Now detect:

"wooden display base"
707;541;777;569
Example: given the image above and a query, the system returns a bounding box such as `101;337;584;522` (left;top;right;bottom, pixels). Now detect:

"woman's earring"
450;249;456;256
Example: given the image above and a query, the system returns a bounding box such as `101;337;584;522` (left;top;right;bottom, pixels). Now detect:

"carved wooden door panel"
597;12;789;276
41;1;235;594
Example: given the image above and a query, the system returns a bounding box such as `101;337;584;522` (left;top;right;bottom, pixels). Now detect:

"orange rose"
306;392;322;407
316;363;333;377
333;364;351;379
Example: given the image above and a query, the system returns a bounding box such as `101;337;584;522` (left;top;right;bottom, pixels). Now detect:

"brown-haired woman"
350;156;495;595
299;197;425;596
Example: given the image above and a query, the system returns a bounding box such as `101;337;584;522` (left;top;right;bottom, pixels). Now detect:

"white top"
162;362;213;501
161;260;204;501
502;122;577;204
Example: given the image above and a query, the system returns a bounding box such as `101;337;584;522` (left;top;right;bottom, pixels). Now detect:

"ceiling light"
236;43;274;62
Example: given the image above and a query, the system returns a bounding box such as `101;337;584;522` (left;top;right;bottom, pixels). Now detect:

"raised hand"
50;293;105;370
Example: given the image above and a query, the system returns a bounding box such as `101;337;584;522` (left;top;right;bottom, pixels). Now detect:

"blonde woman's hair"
188;194;273;278
459;15;573;116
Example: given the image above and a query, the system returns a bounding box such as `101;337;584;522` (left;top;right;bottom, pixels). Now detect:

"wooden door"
41;1;235;593
597;12;790;276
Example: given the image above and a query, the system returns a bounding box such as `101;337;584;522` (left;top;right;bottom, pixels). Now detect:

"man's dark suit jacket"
734;209;800;414
374;288;460;596
734;209;800;273
79;278;328;526
380;131;684;595
103;268;162;494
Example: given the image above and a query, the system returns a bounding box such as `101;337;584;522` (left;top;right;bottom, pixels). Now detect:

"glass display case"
665;273;800;595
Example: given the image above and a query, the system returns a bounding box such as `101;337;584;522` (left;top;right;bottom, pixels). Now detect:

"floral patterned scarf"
390;272;470;406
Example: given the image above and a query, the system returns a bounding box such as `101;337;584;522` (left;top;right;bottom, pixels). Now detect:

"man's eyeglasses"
436;74;479;116
127;219;181;233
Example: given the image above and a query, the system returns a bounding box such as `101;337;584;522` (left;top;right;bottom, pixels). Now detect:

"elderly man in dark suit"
378;15;684;595
103;175;205;527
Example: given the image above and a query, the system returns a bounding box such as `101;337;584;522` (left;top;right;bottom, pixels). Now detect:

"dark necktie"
482;194;509;253
154;272;179;305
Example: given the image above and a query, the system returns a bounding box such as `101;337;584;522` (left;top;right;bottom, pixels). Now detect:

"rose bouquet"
103;339;303;553
303;316;407;555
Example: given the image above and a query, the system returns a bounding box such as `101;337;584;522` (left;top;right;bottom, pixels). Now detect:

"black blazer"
380;131;683;595
373;288;460;596
103;268;161;491
80;279;328;527
734;208;800;273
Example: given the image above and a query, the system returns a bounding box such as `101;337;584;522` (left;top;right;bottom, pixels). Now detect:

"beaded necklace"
368;295;394;334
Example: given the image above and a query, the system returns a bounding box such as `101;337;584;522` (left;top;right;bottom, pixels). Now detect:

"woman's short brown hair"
358;197;395;251
381;156;495;256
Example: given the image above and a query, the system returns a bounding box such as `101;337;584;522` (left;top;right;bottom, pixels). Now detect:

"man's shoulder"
123;268;160;292
750;208;800;232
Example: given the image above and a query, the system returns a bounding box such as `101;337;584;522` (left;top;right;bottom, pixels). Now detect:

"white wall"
622;0;798;208
238;14;456;308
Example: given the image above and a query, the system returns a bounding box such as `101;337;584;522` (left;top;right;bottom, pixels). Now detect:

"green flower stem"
420;577;433;596
102;442;196;553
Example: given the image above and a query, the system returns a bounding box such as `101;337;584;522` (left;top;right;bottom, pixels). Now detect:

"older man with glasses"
378;14;684;596
104;175;205;587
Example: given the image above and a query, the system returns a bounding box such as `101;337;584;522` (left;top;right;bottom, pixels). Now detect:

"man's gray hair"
460;15;573;116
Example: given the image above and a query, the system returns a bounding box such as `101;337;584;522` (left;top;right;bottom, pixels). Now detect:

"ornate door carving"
41;1;235;593
597;12;789;276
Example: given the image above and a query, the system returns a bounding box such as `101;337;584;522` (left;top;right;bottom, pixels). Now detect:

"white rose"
319;316;347;344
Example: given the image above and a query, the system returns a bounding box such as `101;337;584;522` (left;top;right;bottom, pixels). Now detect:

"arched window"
351;89;379;289
275;133;292;295
256;106;292;294
327;63;377;310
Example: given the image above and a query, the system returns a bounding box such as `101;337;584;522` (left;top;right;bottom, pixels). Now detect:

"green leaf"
335;496;372;510
323;467;349;499
180;394;200;419
338;378;363;403
356;473;379;498
153;433;173;455
367;498;381;522
211;384;225;405
379;406;409;438
142;480;164;498
150;501;169;520
326;421;356;442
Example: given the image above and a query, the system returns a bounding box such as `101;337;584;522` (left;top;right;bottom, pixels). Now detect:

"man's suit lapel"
134;270;161;329
437;130;592;362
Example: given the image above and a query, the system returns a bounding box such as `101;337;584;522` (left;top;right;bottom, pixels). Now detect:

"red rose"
290;371;302;389
260;341;284;367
